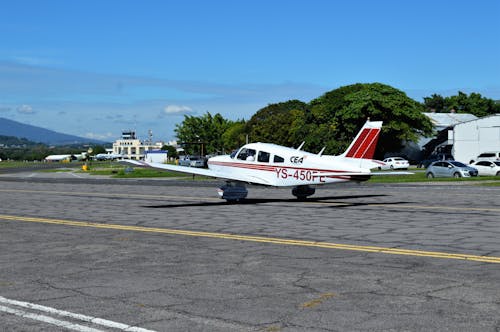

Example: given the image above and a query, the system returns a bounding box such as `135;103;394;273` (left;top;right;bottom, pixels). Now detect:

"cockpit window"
258;151;270;163
237;148;256;161
273;155;284;163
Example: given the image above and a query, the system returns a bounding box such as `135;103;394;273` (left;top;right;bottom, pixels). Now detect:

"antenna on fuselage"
296;141;305;151
317;146;326;157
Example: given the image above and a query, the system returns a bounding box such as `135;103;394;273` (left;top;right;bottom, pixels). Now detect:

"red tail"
342;121;382;159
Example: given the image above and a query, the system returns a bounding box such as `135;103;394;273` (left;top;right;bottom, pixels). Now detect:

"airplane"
94;153;123;161
126;120;404;201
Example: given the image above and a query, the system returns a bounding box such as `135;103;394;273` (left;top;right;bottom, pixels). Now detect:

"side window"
434;162;444;167
258;151;270;163
478;161;489;166
273;155;284;163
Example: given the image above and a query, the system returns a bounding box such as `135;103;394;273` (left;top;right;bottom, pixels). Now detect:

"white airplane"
127;120;399;201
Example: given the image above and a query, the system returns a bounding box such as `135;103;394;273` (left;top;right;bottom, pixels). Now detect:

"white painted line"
69;172;84;178
0;296;156;332
0;305;104;332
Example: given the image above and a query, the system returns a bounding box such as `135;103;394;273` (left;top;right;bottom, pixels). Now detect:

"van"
471;152;500;163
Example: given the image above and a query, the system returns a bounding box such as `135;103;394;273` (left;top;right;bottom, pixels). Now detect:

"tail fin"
341;120;383;159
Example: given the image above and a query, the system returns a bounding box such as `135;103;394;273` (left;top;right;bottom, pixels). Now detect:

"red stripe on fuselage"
208;160;352;174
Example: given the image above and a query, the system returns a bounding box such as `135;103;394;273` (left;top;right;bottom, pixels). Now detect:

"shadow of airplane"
141;194;410;209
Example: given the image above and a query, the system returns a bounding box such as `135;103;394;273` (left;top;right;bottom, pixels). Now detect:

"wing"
122;160;274;186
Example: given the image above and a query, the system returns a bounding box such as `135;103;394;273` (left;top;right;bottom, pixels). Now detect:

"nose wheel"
292;185;315;200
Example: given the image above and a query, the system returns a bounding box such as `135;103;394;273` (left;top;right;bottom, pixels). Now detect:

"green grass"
368;170;500;184
86;166;194;178
0;161;36;168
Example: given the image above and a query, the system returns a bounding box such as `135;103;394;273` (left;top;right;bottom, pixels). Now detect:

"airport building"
112;130;164;160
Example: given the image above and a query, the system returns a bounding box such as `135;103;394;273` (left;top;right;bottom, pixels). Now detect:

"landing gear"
292;185;315;200
218;182;248;202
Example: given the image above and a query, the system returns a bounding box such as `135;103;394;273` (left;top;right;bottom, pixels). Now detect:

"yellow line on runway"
1;214;500;264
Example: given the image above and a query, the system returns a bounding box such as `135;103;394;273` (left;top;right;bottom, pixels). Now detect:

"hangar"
452;114;500;163
420;114;500;164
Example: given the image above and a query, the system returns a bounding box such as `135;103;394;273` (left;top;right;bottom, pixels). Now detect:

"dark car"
425;161;478;178
418;154;454;168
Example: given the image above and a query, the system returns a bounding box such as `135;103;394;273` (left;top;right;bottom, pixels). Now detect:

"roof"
423;112;477;128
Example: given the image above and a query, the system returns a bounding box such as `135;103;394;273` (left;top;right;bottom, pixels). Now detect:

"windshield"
230;149;239;159
494;161;500;166
450;161;467;167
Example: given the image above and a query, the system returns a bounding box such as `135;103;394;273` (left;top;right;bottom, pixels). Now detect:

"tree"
423;94;446;112
174;112;236;155
291;83;433;157
423;91;499;117
161;145;178;159
244;100;308;147
222;120;247;152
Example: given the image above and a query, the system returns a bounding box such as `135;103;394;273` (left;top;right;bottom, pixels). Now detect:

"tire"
453;172;461;178
426;173;434;179
496;171;500;176
390;165;394;170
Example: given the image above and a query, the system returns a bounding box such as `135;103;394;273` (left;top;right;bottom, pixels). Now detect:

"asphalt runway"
1;173;500;331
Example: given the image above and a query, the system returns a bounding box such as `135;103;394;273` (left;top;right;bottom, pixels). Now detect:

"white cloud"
17;104;35;114
84;132;115;140
163;105;194;115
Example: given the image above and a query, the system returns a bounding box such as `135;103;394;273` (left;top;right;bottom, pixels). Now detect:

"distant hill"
0;117;105;145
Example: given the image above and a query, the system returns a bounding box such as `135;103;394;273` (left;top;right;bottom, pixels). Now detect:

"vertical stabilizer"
340;121;383;159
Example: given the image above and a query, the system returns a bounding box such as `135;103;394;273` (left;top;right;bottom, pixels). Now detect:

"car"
470;152;500;164
425;161;478;178
469;160;500;176
418;153;454;168
380;157;409;170
178;155;205;167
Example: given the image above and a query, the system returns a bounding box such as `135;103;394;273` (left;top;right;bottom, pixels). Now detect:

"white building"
452;114;500;163
112;130;164;160
145;150;168;163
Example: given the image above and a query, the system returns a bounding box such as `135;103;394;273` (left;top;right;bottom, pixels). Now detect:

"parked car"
469;160;500;176
470;152;500;164
178;155;205;167
426;161;478;178
418;153;454;168
380;157;409;170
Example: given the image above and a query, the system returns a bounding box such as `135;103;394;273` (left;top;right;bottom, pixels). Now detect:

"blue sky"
0;0;499;142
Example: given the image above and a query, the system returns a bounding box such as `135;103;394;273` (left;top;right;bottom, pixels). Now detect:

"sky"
0;0;499;142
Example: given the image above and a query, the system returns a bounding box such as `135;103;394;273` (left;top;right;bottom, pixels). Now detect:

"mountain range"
0;117;106;145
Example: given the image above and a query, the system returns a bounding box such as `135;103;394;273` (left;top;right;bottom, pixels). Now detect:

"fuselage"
207;142;371;187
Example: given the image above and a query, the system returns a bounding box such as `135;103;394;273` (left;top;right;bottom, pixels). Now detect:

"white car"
380;157;409;170
469;160;500;176
470;152;500;164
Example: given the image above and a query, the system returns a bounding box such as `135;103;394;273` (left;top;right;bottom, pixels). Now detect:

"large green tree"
244;100;308;147
175;112;238;155
291;83;434;157
222;120;247;152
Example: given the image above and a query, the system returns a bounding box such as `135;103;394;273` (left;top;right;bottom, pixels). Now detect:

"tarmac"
1;170;499;331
